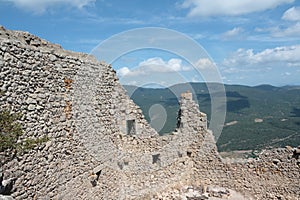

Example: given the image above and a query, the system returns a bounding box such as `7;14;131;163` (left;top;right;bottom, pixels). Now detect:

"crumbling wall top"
180;90;193;101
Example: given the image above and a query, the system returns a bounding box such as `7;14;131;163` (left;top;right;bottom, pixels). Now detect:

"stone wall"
0;26;299;200
57;85;209;199
0;25;157;199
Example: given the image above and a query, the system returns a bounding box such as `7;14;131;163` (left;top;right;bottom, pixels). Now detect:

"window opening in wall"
124;158;129;166
90;170;101;187
152;154;161;165
95;170;101;179
187;151;192;157
176;109;182;128
126;119;136;135
178;151;183;158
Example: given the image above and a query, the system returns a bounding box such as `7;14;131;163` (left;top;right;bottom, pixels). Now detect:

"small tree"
0;110;23;153
0;109;48;165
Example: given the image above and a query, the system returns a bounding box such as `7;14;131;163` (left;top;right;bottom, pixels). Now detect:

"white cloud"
166;58;182;71
117;57;196;87
223;45;300;68
221;27;245;40
138;57;189;73
272;22;300;37
5;0;95;14
194;58;216;70
117;67;130;77
274;7;300;37
255;7;300;38
190;33;205;40
181;0;294;17
255;22;300;38
117;57;191;78
282;6;300;21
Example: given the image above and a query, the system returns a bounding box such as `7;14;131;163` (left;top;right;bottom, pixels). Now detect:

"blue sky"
1;0;300;86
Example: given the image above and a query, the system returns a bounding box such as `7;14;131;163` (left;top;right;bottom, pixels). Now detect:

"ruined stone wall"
0;27;96;199
0;26;156;199
0;26;299;200
190;140;300;200
58;87;209;199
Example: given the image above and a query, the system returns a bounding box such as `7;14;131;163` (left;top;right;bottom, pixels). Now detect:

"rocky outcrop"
0;177;15;195
0;26;299;199
0;195;14;200
154;185;254;200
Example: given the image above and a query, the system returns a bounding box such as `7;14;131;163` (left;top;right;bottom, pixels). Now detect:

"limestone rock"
0;195;14;200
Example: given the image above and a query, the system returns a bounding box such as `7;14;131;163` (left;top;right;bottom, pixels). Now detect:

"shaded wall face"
0;26;157;160
0;38;98;198
0;27;158;199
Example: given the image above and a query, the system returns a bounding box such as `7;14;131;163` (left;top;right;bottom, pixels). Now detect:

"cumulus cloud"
223;45;300;68
263;7;300;37
140;57;191;71
117;57;191;78
221;27;245;40
272;22;300;37
282;6;300;21
181;0;294;17
117;57;197;87
117;67;130;77
5;0;95;14
194;58;216;70
255;25;300;38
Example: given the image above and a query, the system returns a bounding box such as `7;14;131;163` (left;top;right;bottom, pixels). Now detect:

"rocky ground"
0;195;14;200
152;185;253;200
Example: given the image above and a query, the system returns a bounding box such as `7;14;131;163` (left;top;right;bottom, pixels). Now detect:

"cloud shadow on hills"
227;99;250;112
226;91;248;98
226;92;250;112
291;108;300;117
170;91;250;113
197;91;250;113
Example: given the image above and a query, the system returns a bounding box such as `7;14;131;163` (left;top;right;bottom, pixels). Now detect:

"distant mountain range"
123;83;300;152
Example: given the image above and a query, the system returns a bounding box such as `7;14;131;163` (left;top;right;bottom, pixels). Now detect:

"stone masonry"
0;26;299;199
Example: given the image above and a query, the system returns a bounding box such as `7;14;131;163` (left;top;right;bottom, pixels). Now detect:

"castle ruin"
0;26;299;200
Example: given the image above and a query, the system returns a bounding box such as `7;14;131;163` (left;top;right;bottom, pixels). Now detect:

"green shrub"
0;110;23;152
0;109;49;164
18;136;49;153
